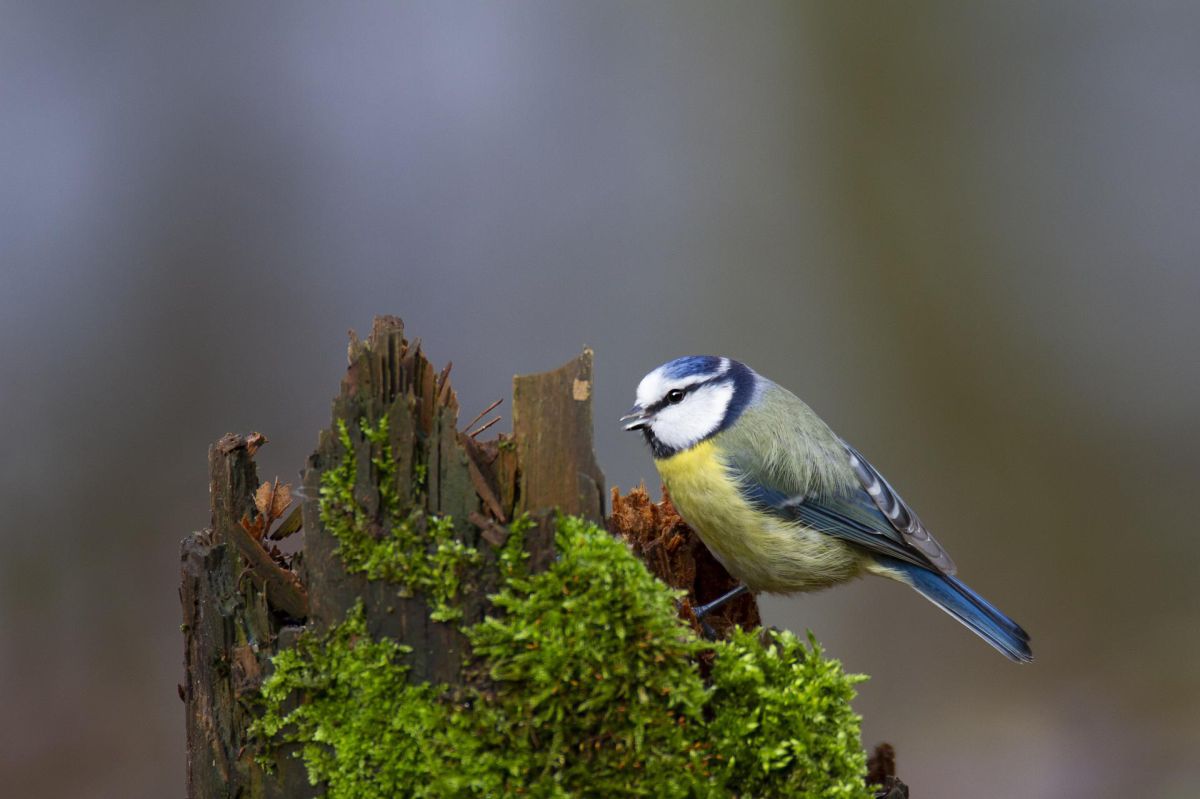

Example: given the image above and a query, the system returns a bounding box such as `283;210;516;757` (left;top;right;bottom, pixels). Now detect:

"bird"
621;355;1032;662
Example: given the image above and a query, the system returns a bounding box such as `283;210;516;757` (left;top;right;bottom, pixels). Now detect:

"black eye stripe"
646;378;719;414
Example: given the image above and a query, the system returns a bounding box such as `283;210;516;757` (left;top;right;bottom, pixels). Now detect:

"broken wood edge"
228;515;309;619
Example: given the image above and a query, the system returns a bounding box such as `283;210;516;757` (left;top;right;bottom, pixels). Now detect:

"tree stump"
180;315;765;797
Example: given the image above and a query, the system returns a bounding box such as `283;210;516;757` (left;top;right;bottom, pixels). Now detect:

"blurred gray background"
3;2;1198;797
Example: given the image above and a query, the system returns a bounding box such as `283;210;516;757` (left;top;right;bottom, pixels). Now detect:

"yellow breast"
654;440;864;594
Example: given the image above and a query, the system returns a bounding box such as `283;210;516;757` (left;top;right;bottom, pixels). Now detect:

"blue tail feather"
879;557;1033;663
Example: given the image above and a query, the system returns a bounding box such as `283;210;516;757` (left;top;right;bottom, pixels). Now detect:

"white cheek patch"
649;381;734;451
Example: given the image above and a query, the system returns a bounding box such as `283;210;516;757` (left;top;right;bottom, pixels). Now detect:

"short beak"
620;406;650;431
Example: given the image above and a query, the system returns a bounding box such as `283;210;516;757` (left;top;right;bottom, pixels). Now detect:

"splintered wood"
181;315;608;799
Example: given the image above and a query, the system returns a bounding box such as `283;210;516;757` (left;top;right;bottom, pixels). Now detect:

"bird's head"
622;355;759;458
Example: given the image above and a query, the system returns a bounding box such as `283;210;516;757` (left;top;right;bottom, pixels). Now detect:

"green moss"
496;513;533;584
464;515;707;796
704;629;869;797
253;606;462;797
256;512;871;798
319;417;479;621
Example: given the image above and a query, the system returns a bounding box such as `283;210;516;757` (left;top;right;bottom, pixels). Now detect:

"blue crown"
661;355;725;380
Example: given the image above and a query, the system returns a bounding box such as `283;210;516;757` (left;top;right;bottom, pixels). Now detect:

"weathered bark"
512;348;605;523
181;434;312;799
299;316;483;684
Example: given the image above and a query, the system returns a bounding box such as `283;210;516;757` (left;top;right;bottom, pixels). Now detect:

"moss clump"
705;628;870;797
255;515;870;798
319;417;479;621
254;606;472;797
464;515;708;795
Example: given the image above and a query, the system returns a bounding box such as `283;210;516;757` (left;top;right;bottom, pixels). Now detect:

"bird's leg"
691;583;748;623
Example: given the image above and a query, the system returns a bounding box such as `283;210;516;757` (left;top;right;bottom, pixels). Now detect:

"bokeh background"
3;2;1199;797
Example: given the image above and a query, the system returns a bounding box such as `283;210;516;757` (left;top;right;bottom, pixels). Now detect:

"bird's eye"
666;389;686;404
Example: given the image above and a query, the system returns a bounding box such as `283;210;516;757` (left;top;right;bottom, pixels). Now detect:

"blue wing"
730;442;956;575
726;438;1031;661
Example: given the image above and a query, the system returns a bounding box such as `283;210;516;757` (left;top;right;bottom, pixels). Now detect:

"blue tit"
621;355;1032;662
